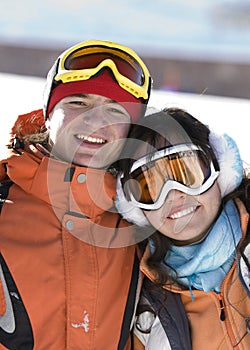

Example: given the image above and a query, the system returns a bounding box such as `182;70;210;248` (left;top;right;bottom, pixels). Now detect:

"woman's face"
132;134;222;246
143;182;221;245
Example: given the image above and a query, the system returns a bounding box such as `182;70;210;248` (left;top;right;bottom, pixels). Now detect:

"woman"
116;108;250;349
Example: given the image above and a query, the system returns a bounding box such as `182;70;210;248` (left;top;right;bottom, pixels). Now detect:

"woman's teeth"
169;206;197;219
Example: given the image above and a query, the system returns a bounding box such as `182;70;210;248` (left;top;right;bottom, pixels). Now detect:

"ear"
209;131;243;197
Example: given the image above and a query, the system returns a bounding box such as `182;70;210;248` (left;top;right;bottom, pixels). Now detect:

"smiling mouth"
168;206;197;219
75;134;107;144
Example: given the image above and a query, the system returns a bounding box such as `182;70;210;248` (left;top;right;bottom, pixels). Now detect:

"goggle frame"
54;40;151;100
124;144;220;210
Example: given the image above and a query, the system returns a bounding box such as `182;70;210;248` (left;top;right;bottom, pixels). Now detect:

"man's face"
46;94;131;168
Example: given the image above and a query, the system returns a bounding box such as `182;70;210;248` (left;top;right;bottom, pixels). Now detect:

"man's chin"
72;157;110;169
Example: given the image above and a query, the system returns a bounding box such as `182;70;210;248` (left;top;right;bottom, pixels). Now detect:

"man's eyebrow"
71;93;89;98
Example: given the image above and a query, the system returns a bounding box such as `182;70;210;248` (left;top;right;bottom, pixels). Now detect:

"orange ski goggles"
122;144;219;210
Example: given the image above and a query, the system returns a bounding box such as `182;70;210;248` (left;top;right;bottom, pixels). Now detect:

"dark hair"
119;107;219;181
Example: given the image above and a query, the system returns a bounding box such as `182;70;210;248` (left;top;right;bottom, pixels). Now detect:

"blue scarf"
161;200;242;294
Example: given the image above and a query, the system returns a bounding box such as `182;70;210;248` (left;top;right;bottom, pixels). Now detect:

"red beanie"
47;70;144;121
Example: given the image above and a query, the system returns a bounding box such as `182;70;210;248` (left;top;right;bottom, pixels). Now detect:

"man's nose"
82;107;108;126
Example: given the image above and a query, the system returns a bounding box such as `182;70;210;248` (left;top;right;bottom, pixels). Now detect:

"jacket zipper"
219;297;226;321
216;292;241;349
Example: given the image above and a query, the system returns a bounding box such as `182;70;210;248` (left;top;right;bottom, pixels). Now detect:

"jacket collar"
0;145;117;219
140;199;249;290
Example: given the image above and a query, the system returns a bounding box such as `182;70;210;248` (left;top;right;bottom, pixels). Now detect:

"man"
0;39;151;349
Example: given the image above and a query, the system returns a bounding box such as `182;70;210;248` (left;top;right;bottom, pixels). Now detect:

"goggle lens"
64;46;145;86
127;147;215;206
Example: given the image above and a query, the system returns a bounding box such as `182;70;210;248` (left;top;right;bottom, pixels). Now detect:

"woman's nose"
166;189;187;202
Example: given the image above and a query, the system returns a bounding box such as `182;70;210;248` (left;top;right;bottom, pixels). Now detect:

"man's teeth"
169;206;196;219
76;135;105;144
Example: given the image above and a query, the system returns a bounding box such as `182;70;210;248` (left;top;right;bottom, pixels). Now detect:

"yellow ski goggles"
53;39;151;100
123;144;219;210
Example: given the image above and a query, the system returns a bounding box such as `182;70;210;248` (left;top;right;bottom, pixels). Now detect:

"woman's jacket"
134;199;250;350
0;110;138;350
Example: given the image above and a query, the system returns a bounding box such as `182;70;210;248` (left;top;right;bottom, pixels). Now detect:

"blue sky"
1;0;250;62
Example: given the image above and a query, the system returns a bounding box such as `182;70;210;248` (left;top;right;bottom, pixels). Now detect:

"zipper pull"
219;299;225;321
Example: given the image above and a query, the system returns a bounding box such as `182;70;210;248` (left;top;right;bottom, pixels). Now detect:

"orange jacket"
0;111;138;349
136;199;250;350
